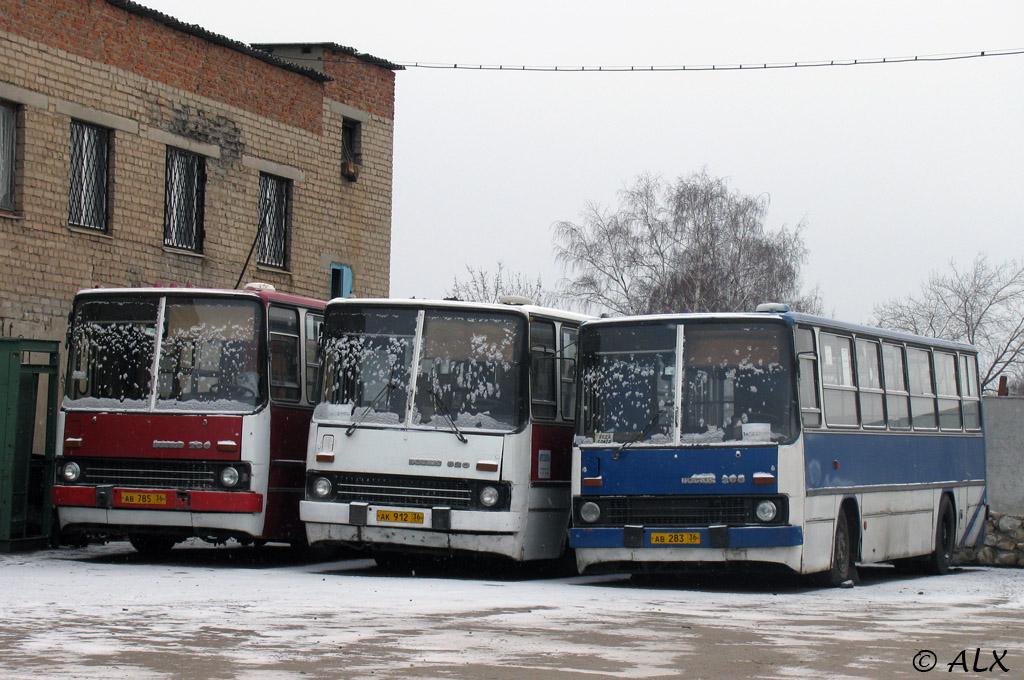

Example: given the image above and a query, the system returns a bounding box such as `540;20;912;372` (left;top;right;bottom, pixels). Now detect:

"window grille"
341;119;361;164
0;102;15;211
68;121;109;230
164;148;205;251
257;173;289;268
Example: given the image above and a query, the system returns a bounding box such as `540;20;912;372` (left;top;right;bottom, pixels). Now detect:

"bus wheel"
924;496;955;575
128;534;176;556
812;508;858;587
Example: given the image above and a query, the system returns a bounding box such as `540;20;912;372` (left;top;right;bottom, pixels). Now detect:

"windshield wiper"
427;386;468;444
346;365;399;436
613;408;665;459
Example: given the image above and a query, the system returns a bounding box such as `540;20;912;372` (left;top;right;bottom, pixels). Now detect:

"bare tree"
447;261;557;307
553;171;821;315
872;255;1024;393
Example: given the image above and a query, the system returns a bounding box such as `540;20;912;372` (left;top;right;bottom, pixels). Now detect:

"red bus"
52;285;324;554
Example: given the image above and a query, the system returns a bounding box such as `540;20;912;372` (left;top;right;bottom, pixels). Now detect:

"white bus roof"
325;297;594;323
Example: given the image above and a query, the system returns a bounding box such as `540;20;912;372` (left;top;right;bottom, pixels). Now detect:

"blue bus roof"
581;311;977;354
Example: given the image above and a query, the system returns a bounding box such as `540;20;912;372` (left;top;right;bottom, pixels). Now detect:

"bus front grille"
576;495;787;527
606;496;750;526
60;458;236;490
319;472;474;509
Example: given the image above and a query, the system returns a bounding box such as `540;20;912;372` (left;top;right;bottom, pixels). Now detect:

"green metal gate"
0;338;59;551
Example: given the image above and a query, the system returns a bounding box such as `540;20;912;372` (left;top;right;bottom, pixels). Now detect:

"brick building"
0;0;400;342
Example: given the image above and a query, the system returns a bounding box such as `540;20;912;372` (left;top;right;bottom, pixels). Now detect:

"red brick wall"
323;53;397;121
0;0;326;132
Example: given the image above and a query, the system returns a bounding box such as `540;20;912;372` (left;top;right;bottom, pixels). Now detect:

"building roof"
251;43;404;71
104;1;401;82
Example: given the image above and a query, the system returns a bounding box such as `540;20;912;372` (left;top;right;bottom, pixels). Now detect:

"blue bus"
569;305;987;585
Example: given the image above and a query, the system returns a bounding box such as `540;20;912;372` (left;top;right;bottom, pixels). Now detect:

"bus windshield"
579;320;797;445
317;306;526;432
66;295;265;412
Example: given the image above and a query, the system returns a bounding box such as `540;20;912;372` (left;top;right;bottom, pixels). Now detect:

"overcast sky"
139;1;1023;322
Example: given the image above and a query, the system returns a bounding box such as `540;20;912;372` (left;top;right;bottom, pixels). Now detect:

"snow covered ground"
2;541;1024;679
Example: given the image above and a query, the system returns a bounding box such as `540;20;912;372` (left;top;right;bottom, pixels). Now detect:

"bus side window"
305;312;323;405
820;333;858;427
934;351;962;430
530;321;557;420
882;343;911;429
560;326;578;422
907;347;937;429
269;306;301;402
856;338;886;428
960;354;982;430
795;327;821;428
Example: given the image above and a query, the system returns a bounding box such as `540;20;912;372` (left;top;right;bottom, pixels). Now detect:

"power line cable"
392;48;1023;72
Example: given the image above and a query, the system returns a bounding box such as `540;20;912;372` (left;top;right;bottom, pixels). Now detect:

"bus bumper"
53;486;265;537
571;526;804;573
52;485;264;513
301;500;525;558
569;525;803;550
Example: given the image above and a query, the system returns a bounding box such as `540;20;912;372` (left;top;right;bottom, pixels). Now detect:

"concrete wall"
983;396;1024;515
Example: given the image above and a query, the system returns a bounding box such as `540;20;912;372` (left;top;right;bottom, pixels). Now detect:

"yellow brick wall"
0;19;395;343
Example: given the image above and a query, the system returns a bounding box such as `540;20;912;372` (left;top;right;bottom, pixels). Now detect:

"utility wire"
392;48;1024;72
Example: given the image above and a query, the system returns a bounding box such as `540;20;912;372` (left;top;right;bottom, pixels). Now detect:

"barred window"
1;102;15;211
257;172;289;268
164;148;205;252
342;119;361;164
68;121;109;230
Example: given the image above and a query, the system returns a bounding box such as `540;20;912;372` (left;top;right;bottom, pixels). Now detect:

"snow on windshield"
579;322;796;446
65;296;264;413
66;298;159;410
153;299;262;412
412;313;522;431
318;309;417;425
317;308;525;432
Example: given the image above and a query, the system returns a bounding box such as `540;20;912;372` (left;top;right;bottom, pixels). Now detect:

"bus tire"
812;508;858;588
924;496;955;575
128;534;176;556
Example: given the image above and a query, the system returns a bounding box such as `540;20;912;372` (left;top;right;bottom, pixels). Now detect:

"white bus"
301;298;591;564
569;306;987;585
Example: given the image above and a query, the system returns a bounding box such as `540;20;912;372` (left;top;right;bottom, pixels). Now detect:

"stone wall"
957;512;1024;568
953;397;1024;568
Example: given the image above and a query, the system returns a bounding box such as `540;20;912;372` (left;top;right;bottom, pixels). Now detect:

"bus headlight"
219;466;240;488
580;501;601;523
312;477;332;498
62;462;82;483
755;500;778;522
479;486;499;507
